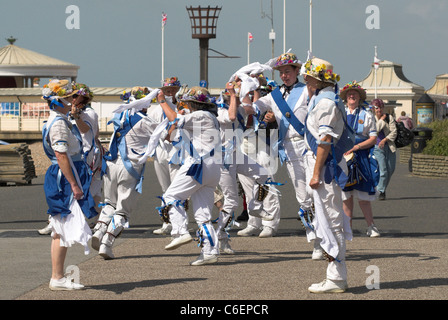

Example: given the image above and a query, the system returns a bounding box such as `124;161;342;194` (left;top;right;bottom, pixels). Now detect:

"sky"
1;0;448;91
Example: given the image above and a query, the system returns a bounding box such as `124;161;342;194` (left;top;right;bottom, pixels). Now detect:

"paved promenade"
1;153;447;311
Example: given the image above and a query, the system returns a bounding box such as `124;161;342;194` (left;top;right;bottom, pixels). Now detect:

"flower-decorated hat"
42;79;76;100
340;81;367;102
120;86;149;101
160;76;181;96
302;57;340;84
273;52;302;70
73;83;94;103
180;86;215;107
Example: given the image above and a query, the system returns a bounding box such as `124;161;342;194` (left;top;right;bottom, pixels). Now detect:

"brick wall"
411;154;448;178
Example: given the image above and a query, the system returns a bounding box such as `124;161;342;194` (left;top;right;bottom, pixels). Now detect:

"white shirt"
217;105;248;149
177;110;220;158
47;110;81;156
124;111;159;163
254;84;309;139
305;87;345;148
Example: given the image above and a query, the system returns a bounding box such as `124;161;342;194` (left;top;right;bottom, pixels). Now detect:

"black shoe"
236;209;249;221
379;192;386;200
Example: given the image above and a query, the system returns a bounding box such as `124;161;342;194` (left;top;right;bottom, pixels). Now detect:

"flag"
162;12;167;27
374;54;380;70
248;32;253;43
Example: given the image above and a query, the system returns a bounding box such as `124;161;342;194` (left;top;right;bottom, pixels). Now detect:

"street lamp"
186;5;222;88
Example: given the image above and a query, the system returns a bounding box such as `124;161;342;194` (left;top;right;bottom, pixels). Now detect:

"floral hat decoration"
120;86;149;102
73;83;94;103
273;52;302;70
180;86;215;107
339;81;367;102
160;76;181;96
303;57;340;84
42;79;76;100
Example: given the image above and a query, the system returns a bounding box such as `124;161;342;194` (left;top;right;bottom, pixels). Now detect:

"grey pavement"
1;150;448;307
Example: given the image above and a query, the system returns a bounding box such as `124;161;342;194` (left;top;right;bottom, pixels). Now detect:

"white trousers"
304;151;352;281
284;139;313;210
154;144;180;193
237;173;280;230
102;157;142;220
219;152;269;214
163;156;220;255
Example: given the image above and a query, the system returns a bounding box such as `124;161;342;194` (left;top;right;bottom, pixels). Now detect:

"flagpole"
161;12;166;85
374;46;378;99
309;0;313;53
248;33;250;64
283;0;286;53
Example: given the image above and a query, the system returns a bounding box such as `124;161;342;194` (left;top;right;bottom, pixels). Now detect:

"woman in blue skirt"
42;79;97;290
340;82;380;237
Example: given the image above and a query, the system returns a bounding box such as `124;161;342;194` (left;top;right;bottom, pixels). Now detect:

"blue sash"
305;90;355;188
271;83;306;164
103;110;146;193
42;116;83;162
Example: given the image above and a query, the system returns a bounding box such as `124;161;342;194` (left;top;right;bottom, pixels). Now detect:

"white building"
358;60;425;121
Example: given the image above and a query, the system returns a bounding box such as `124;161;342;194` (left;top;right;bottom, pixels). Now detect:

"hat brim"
340;87;367;102
160;86;180;96
273;62;302;70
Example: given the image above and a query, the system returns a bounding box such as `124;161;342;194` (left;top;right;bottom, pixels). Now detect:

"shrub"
422;119;448;156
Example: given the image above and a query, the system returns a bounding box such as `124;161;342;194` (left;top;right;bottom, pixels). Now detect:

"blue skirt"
44;160;98;219
343;147;379;195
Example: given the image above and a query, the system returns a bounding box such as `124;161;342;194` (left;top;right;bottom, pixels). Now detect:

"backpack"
385;114;414;148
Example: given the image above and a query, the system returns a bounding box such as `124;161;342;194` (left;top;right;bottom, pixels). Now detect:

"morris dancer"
339;81;380;237
245;52;319;257
302;57;353;293
156;86;224;265
91;87;161;259
216;77;277;252
41;79;97;290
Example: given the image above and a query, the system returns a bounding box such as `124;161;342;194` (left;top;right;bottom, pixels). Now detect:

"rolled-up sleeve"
50;120;70;153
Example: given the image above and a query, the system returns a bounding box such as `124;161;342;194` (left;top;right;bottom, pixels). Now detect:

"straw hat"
73;83;94;103
160;76;181;96
340;81;367;102
302;57;340;84
41;79;76;100
273;52;302;70
120;86;149;101
180;86;215;107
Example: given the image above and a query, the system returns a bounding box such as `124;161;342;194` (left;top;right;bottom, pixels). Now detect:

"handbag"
394;120;415;148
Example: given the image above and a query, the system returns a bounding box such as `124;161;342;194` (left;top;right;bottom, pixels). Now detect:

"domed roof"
0;39;79;78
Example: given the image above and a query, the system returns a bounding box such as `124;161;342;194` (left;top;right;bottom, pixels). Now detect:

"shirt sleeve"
49;119;70;153
316;98;342;141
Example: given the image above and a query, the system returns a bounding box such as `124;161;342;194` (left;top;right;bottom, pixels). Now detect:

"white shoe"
250;209;274;221
259;226;275;238
237;225;260;237
219;238;235;254
367;224;381;237
49;277;85;291
190;253;218;266
311;248;324;260
99;244;115;260
38;224;52;235
165;233;193;250
308;279;348;293
153;223;172;235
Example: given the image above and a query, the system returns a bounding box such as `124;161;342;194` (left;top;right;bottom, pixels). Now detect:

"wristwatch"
160;99;166;103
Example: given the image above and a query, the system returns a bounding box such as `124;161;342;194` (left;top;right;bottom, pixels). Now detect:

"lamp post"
186;5;222;88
